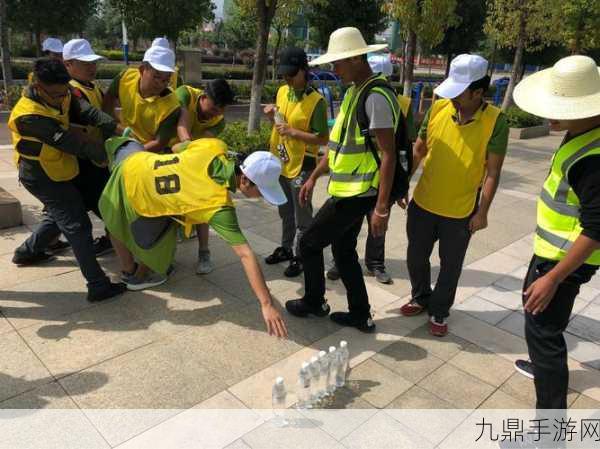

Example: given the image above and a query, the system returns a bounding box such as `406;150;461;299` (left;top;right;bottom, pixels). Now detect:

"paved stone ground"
1;131;600;448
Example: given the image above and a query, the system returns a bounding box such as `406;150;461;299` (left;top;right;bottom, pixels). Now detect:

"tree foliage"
222;0;258;52
306;0;389;49
433;0;485;59
560;0;600;53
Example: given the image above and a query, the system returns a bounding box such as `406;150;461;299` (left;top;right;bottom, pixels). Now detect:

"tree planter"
509;123;550;140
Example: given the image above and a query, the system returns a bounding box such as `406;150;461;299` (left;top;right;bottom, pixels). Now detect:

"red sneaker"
399;300;425;317
429;316;448;337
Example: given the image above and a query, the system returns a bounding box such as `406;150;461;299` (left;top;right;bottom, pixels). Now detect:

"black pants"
364;210;385;271
15;159;110;291
299;195;377;319
406;200;472;318
523;255;596;409
72;158;110;219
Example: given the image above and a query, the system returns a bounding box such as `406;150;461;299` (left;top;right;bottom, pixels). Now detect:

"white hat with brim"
434;54;489;99
143;46;176;73
514;55;600;120
42;37;63;54
63;39;104;62
240;151;287;206
309;27;387;66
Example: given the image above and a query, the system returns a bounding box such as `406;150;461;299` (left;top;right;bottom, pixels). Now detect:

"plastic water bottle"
318;350;329;398
336;340;349;387
271;377;288;427
273;107;286;125
309;356;321;406
296;362;311;410
327;346;338;395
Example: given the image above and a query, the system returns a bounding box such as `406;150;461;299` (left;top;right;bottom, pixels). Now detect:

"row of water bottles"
272;341;349;425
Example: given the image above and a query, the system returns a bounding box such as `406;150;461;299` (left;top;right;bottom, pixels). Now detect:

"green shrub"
220;121;272;153
0;85;23;109
505;106;544;128
97;50;144;61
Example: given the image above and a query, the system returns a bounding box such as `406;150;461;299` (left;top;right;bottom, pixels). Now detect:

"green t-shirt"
286;86;329;137
109;70;180;143
175;85;226;137
418;102;509;155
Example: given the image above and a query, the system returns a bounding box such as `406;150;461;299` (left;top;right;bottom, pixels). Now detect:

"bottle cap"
310;356;319;364
340;340;347;348
329;346;336;353
301;362;310;370
318;350;327;359
275;376;284;385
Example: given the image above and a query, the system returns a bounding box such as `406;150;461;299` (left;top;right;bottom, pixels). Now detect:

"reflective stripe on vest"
534;128;600;265
8;93;79;181
269;84;323;178
327;75;400;198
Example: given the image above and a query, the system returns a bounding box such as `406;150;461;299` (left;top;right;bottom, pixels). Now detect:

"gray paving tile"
454;295;513;325
448;343;514;387
372;339;445;383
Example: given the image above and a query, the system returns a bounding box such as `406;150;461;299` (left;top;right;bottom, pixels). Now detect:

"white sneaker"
196;251;214;275
125;272;168;291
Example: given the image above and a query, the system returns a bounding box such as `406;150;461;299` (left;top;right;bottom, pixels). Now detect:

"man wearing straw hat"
285;27;402;333
512;55;600;409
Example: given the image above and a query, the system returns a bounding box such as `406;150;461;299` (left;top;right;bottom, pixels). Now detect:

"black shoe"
12;250;56;266
47;240;71;254
284;258;303;277
514;359;534;380
330;312;376;333
93;236;113;257
285;298;330;318
87;282;127;303
326;265;340;280
265;246;293;265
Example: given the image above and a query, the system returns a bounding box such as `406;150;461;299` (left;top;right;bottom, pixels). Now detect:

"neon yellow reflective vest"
118;68;180;144
9;93;79;181
535;127;600;265
397;95;411;118
269;84;323;179
327;74;401;198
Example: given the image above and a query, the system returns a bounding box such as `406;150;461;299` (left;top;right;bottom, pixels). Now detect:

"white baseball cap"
42;37;63;53
143;46;175;73
240;151;287;206
63;39;103;62
434;54;489;99
152;37;170;49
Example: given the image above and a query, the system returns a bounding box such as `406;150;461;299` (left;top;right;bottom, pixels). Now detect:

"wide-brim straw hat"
514;55;600;120
309;27;387;66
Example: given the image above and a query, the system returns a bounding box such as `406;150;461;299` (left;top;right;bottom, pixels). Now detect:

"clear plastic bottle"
318;350;329;398
327;346;338;395
309;356;321;406
336;340;349;388
296;362;311;410
273;107;286;125
271;376;288;427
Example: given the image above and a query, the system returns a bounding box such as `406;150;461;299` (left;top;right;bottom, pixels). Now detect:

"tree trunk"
248;0;277;134
272;27;282;82
501;36;524;111
35;29;41;57
0;0;12;103
444;52;452;78
402;30;416;98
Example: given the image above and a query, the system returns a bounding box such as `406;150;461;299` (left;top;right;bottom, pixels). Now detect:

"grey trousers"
278;170;313;257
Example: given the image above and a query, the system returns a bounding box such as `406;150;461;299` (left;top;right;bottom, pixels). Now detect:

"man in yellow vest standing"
175;79;235;274
103;45;181;153
511;56;600;409
263;47;329;278
10;58;126;302
398;54;509;337
285;27;400;333
63;38;113;256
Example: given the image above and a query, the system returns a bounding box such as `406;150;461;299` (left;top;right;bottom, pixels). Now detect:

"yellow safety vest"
327;74;400;198
70;79;104;143
180;86;224;141
122;138;234;231
413;99;500;218
169;67;179;91
8;93;79;181
269;85;323;179
118;68;180;144
535;127;600;265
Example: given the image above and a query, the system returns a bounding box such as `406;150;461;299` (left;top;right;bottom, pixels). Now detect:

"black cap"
278;47;308;76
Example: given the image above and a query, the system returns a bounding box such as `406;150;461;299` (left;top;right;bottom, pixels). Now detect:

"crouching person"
99;137;288;337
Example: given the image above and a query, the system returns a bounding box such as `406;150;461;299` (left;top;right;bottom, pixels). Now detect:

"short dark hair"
468;75;491;93
34;58;70;85
206;79;235;107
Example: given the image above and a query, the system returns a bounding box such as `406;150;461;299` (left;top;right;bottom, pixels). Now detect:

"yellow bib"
177;86;224;146
8;93;79;181
118;68;180;144
397;95;411;118
122;138;233;230
413;99;500;218
269;85;323;179
70;79;104;143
